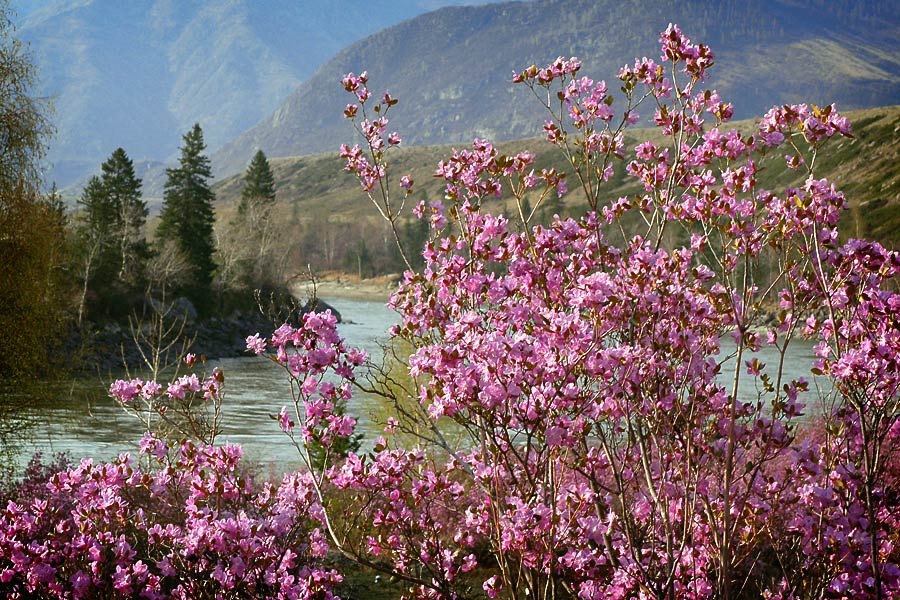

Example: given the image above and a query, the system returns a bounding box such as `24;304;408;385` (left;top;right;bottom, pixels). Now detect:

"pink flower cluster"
339;72;410;196
760;102;853;146
511;56;582;84
247;310;366;463
0;436;340;599
108;366;225;443
433;138;566;203
658;23;714;80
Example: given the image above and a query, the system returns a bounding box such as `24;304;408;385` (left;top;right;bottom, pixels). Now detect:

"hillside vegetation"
212;105;900;279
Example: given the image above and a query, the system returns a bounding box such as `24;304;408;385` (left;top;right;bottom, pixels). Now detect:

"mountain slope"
214;0;900;177
13;0;506;188
211;105;900;249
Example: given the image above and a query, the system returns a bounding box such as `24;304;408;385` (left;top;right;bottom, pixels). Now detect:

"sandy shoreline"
289;273;401;303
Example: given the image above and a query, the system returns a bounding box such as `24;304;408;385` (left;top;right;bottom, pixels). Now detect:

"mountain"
214;0;900;177
12;0;507;189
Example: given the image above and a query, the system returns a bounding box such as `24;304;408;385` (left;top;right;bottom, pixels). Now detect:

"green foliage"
401;216;429;270
158;123;217;311
306;397;362;471
101;148;148;285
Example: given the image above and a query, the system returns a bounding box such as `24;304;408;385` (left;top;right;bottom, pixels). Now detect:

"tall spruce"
157;123;216;305
102;148;146;284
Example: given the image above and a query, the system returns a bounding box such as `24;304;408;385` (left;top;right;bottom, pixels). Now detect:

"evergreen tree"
220;149;280;293
46;182;66;225
101;148;147;285
74;148;147;321
75;174;115;321
78;174;115;247
402;216;430;270
157;123;216;307
238;149;276;215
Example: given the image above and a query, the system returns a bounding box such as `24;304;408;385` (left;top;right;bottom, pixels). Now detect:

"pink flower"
109;378;142;404
245;333;266;355
484;575;501;598
277;406;294;432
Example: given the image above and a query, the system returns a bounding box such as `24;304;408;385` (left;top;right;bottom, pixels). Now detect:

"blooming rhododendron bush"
2;24;899;600
324;23;899;599
0;433;342;599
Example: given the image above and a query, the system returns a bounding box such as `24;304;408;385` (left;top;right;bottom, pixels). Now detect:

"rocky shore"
67;273;402;375
69;296;345;375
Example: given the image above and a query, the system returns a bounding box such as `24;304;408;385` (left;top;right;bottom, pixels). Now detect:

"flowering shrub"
0;433;340;599
108;353;226;445
2;22;898;600
314;22;899;599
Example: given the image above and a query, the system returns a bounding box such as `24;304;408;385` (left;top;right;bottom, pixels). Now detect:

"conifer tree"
220;149;280;292
238;149;276;215
101;148;146;284
157;123;216;307
78;174;115;246
75;148;147;321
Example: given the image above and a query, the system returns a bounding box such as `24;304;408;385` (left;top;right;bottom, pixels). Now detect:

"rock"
169;297;198;323
145;296;198;323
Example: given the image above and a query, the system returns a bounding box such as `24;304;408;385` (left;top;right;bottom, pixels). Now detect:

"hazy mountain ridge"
13;0;507;189
213;0;900;177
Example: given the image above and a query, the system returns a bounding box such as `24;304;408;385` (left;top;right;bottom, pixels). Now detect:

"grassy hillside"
213;105;900;266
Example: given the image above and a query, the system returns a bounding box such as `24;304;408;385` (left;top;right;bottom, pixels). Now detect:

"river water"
13;297;827;473
14;298;399;473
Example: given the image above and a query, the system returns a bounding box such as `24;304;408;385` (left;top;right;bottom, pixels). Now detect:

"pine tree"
78;174;116;247
157;123;216;306
238;149;276;215
220;149;280;291
74;148;147;322
101;148;147;285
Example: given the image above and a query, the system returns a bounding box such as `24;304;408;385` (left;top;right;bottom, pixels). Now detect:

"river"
12;297;828;474
13;298;399;473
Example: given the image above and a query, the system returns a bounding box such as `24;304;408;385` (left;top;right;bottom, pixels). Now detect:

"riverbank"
289;272;401;303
